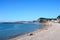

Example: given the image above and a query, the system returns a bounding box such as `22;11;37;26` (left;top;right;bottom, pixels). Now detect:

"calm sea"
0;23;42;40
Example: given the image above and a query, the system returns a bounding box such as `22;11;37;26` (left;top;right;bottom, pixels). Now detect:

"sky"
0;0;60;22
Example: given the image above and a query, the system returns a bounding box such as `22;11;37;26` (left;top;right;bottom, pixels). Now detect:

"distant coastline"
0;22;23;24
0;15;60;24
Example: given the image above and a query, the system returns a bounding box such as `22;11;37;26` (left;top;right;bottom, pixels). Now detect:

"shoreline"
9;22;53;40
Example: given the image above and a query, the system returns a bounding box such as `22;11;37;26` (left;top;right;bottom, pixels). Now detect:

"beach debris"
28;33;33;36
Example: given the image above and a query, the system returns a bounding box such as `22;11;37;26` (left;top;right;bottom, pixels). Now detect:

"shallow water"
0;23;42;40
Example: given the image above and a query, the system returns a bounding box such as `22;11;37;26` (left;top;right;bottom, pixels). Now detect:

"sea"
0;23;42;40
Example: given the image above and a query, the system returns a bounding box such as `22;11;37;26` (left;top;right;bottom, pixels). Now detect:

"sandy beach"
9;22;60;40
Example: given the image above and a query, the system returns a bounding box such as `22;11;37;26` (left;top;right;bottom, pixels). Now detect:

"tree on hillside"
57;15;60;23
57;15;60;19
37;18;48;22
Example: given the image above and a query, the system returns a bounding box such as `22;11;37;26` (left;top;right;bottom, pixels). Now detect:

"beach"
9;22;60;40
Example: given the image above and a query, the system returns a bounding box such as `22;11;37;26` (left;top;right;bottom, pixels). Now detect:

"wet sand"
9;22;60;40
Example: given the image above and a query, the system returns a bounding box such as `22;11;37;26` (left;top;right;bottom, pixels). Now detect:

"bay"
0;23;42;40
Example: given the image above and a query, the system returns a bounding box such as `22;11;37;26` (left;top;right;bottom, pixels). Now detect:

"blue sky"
0;0;60;22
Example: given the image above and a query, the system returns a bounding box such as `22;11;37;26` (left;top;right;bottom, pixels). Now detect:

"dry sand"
9;22;60;40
